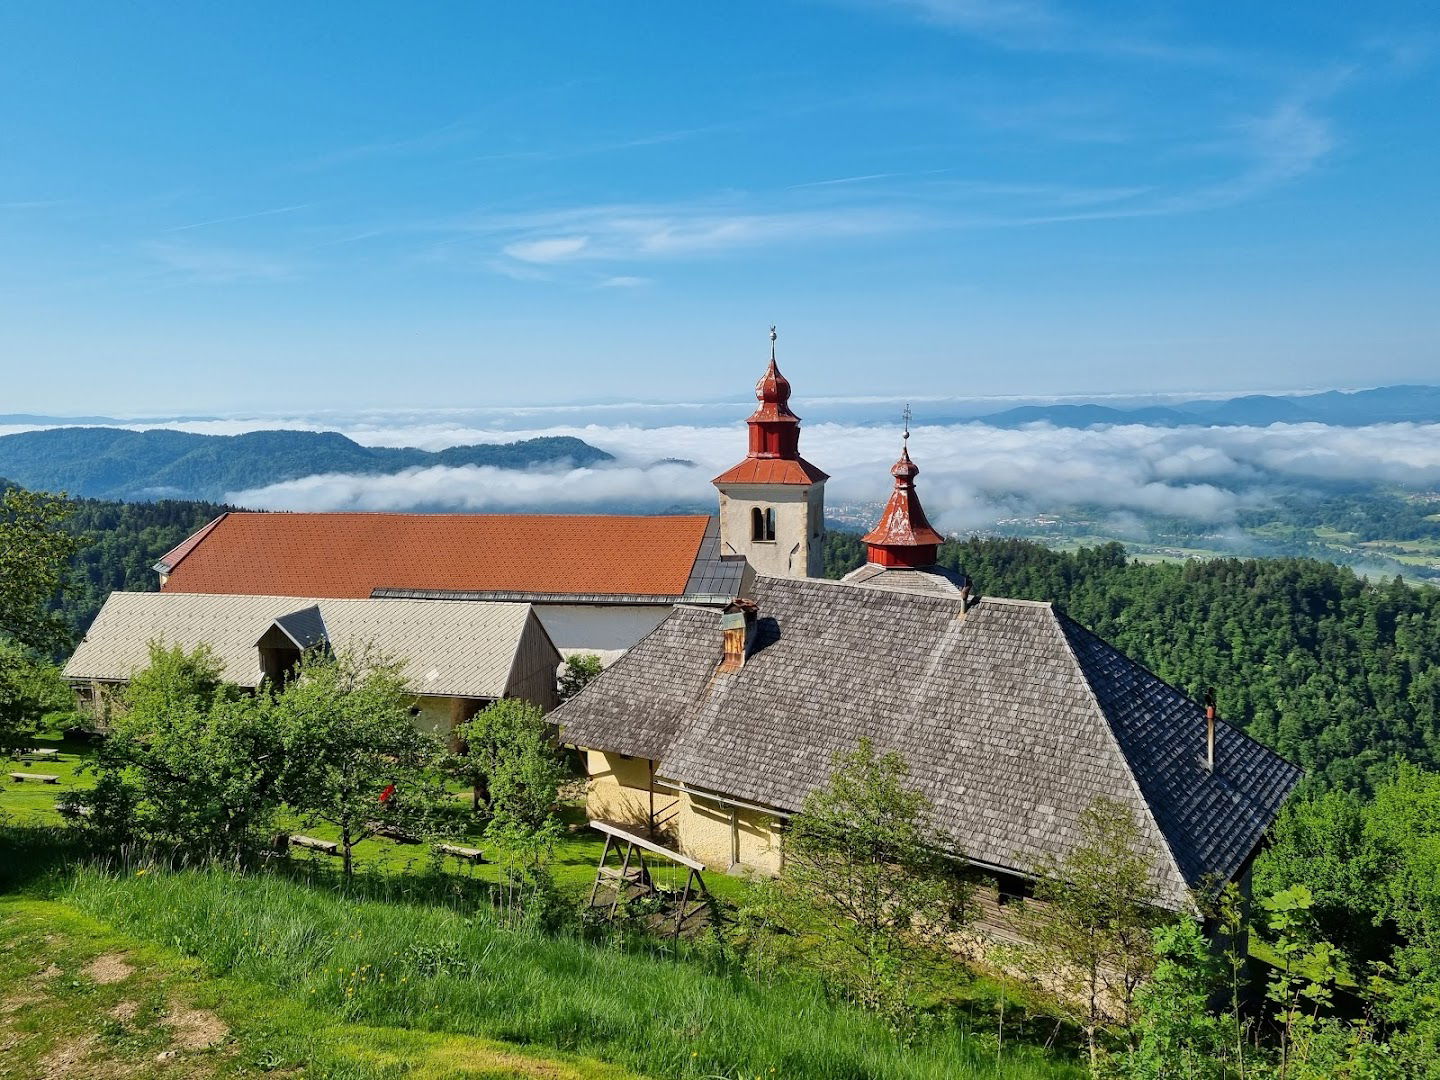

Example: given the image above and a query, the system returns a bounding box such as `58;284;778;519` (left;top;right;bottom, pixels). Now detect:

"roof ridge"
1043;605;1195;913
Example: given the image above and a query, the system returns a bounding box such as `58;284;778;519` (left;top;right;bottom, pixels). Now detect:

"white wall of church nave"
533;603;673;666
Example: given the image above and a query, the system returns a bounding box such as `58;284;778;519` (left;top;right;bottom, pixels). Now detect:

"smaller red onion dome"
861;439;946;568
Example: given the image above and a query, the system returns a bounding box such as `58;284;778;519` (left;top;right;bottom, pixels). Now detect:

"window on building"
751;506;777;542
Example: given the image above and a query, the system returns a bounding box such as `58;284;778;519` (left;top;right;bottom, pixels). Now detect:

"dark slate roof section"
555;605;723;762
269;604;329;650
559;574;1301;912
681;517;751;599
1058;615;1302;890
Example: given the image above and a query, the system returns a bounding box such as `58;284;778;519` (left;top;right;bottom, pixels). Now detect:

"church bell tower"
712;328;828;579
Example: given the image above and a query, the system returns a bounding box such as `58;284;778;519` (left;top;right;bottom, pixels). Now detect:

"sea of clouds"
220;418;1440;531
8;405;1440;529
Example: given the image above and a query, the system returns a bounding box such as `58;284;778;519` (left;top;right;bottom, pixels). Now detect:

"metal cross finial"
902;403;912;443
769;324;777;361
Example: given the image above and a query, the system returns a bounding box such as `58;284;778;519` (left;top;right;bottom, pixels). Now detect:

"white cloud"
502;235;590;263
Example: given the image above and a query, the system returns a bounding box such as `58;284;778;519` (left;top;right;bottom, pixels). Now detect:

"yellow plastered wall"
581;749;785;874
672;790;784;875
584;750;654;830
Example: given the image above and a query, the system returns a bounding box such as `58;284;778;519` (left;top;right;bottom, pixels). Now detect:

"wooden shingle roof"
557;575;1301;911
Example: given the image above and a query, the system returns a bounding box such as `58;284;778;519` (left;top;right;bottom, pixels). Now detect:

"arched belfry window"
751;506;776;542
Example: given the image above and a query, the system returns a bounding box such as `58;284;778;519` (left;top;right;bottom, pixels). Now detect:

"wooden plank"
9;772;59;784
436;843;485;863
587;820;706;872
290;835;339;855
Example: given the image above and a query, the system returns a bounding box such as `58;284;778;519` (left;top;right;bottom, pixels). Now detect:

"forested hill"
0;427;612;501
48;493;237;640
827;532;1440;793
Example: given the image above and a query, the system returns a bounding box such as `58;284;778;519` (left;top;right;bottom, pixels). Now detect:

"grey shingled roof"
65;592;555;700
556;575;1301;911
841;561;970;596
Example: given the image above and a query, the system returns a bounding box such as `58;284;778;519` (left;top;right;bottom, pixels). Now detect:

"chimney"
719;599;758;673
1203;688;1217;772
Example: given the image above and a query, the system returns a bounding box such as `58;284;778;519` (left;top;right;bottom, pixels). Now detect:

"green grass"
3;736;1078;1078
41;858;1078;1080
0;894;645;1078
2;730;97;824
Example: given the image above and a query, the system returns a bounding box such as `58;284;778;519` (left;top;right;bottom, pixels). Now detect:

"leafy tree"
557;653;603;702
275;649;445;878
0;485;82;652
777;738;972;1020
0;640;71;756
1015;797;1165;1068
1260;885;1345;1080
79;643;286;866
454;698;566;917
1121;918;1228;1080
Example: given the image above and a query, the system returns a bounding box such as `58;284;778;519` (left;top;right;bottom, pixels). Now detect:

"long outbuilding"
64;591;562;735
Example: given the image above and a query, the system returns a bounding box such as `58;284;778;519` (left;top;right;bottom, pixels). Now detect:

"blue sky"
1;1;1436;414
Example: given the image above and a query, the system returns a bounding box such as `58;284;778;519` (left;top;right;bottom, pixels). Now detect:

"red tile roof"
159;512;714;599
711;457;829;486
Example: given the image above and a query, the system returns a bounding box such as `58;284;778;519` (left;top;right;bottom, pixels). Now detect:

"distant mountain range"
0;428;613;502
968;385;1440;429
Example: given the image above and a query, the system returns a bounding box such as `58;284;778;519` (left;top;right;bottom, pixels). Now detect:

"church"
65;331;1299;914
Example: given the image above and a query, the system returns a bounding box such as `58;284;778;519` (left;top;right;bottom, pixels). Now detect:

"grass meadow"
1;736;1082;1079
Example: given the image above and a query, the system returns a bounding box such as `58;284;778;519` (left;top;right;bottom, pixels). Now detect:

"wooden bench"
9;772;60;784
436;843;485;864
289;835;340;855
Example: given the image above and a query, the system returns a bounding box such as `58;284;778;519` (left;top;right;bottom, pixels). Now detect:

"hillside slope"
0;427;612;501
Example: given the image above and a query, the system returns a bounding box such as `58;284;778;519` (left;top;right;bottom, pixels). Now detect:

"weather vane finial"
902;402;912;444
769;324;777;362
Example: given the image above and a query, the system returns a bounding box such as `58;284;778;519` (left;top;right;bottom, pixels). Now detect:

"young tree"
778;738;972;1019
557;653;603;702
81;643;286;866
454;698;566;916
1016;796;1165;1068
275;649;444;878
1121;918;1228;1080
0;486;82;654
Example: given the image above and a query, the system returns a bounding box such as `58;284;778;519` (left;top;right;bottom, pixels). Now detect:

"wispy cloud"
143;242;297;283
503;235;591;263
856;0;1237;66
596;275;650;288
161;203;312;233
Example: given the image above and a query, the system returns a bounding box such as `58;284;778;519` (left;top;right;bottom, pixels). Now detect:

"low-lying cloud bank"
225;420;1440;530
